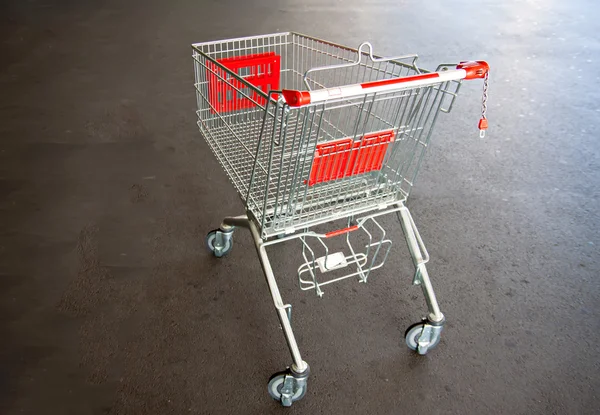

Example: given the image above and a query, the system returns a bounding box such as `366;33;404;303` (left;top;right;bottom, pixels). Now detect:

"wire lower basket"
297;214;393;297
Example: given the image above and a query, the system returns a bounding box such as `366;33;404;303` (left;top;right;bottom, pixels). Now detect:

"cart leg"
221;214;251;230
216;214;307;367
245;220;309;406
208;214;309;405
398;205;445;355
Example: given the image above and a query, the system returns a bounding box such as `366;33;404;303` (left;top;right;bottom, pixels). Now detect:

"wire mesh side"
193;34;293;198
288;33;422;92
247;80;460;237
193;48;272;197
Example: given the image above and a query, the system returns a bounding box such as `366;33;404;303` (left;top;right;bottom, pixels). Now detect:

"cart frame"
192;32;489;406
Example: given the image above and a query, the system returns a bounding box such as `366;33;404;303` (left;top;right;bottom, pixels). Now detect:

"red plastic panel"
308;130;396;186
207;52;280;113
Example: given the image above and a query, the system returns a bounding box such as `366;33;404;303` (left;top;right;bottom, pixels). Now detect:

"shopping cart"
192;32;489;407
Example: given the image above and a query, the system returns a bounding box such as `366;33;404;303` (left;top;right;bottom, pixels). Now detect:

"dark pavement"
1;0;599;413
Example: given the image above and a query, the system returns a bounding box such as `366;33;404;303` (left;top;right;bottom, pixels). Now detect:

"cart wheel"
267;371;307;407
205;229;233;257
405;322;441;353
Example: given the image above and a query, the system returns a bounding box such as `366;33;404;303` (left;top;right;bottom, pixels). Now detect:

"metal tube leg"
398;206;444;323
416;264;444;323
248;220;308;373
221;214;250;230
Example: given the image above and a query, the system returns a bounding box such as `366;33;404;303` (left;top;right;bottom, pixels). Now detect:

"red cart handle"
283;60;491;138
456;61;490;80
283;61;490;108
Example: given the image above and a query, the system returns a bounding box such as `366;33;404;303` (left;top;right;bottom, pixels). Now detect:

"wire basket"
192;32;463;238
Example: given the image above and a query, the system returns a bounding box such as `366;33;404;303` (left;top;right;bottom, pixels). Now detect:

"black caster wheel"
267;370;308;407
205;229;233;257
405;321;441;354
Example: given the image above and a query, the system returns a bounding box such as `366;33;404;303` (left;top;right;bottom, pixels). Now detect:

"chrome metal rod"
248;219;308;373
416;264;444;323
398;206;444;322
221;214;250;231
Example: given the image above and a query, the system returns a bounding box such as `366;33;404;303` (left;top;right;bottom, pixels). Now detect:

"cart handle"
456;61;490;80
283;61;490;107
303;42;419;91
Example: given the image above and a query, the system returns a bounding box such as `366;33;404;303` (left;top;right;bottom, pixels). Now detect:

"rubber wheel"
405;322;441;352
267;372;307;405
205;230;232;257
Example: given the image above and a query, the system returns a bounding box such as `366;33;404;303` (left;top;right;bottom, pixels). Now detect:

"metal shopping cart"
192;32;490;407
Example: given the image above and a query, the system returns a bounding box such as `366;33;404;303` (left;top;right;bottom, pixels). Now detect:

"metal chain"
481;71;489;120
479;71;489;137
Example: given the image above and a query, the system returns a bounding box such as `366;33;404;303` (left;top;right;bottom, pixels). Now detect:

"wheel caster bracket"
405;319;444;355
416;324;443;355
214;230;232;257
280;375;295;407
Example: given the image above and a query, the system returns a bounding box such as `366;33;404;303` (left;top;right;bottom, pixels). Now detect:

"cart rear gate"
192;32;490;407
